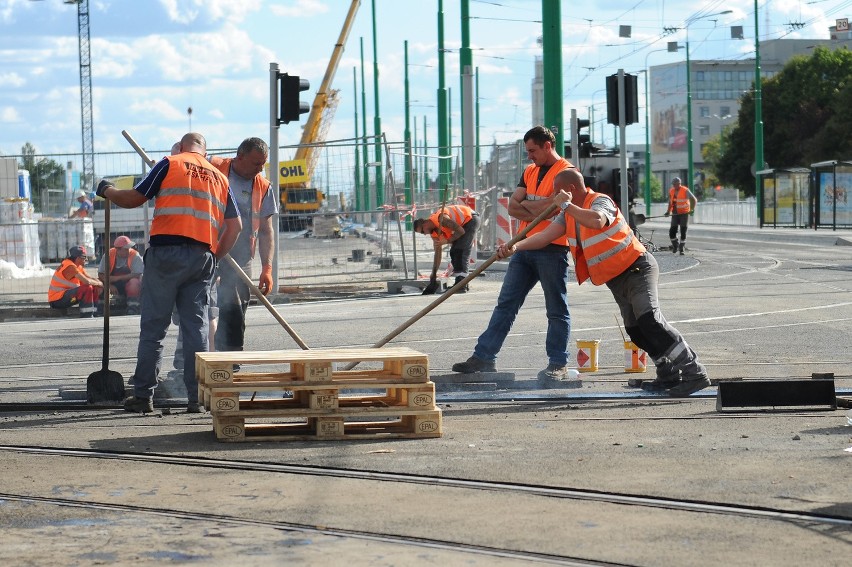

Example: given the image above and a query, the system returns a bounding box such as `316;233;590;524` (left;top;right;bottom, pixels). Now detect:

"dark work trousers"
215;259;250;353
669;213;690;242
448;214;480;276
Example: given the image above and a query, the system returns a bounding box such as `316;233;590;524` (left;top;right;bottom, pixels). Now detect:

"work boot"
452;356;496;373
186;402;204;414
79;302;96;318
453;275;469;293
670;239;678;253
642;357;681;393
679;242;685;255
123;396;154;413
666;348;710;397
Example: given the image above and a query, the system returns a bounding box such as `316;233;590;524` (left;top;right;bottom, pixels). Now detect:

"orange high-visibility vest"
150;154;229;252
668;186;691;214
108;247;140;274
565;191;646;286
210;156;271;259
48;259;82;302
428;205;474;241
520;158;573;245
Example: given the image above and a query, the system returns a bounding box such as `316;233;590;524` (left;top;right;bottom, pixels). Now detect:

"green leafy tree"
718;47;852;196
18;142;66;213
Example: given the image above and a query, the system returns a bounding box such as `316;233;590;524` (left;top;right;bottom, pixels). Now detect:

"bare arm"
102;187;148;209
215;217;243;259
429;241;443;279
257;215;274;268
498;220;564;258
69;265;102;287
507;185;558;221
436;214;465;243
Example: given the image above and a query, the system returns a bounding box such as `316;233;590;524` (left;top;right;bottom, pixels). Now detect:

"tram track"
2;444;849;529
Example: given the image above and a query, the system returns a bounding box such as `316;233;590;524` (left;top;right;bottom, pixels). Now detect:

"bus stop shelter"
810;160;852;230
757;167;810;228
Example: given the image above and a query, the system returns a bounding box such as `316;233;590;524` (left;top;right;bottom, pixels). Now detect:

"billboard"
651;65;688;155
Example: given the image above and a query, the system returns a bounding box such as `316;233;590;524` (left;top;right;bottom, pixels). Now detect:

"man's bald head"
179;132;207;155
554;168;585;191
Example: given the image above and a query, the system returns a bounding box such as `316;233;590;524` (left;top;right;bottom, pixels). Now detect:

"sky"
0;0;849;161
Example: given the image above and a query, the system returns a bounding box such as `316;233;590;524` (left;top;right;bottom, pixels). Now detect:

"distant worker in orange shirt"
47;245;103;317
664;177;698;255
414;203;480;294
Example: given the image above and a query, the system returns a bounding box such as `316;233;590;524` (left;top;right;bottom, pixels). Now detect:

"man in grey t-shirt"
210;137;279;354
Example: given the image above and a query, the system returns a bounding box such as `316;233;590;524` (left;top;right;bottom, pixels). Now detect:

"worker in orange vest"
208;137;277;355
96;132;242;414
47;245;103;317
498;168;710;397
664;177;698;255
97;235;143;314
414;203;480;294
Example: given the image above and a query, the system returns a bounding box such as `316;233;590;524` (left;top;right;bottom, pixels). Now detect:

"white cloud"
0;72;25;88
0;107;21;123
208;109;225;119
129;99;188;121
269;0;329;18
159;0;260;24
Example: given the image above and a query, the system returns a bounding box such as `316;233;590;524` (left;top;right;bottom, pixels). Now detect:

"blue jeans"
133;244;215;404
473;248;570;366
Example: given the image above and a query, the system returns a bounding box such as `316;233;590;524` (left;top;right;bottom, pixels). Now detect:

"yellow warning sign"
278;159;308;184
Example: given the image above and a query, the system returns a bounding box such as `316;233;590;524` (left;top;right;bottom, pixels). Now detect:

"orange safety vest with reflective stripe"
151;153;230;252
428;205;474;241
48;259;83;302
108;247;140;274
565;191;646;286
520;158;572;245
210;156;271;258
668;186;691;214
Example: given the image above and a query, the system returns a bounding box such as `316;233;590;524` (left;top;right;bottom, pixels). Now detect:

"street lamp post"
643;46;679;216
685;10;732;198
754;0;765;222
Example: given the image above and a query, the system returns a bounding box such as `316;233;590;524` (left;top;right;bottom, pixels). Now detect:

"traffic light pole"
269;62;281;293
617;69;629;215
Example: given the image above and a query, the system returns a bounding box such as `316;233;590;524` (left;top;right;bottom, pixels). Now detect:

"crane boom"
295;0;361;161
279;0;360;230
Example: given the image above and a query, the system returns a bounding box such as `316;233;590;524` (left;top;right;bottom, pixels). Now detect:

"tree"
718;47;852;196
18;142;66;213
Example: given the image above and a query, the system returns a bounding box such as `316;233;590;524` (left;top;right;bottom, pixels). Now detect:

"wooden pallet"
213;409;442;442
195;347;442;442
195;347;430;387
201;381;436;414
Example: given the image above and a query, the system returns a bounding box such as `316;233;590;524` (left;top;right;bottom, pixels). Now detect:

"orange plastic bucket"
623;341;647;373
576;339;600;373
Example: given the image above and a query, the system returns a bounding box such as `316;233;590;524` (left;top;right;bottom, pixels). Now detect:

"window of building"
720;106;731;117
700;106;710;118
696;71;705;81
724;71;733;81
699;125;710;136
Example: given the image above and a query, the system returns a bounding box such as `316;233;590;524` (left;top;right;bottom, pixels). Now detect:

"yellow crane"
280;0;360;230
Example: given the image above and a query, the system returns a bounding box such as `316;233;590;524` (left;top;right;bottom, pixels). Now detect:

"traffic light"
279;73;310;125
605;73;639;126
577;118;591;158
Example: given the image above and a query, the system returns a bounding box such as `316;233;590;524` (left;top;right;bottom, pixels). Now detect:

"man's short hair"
413;218;427;232
524;126;556;147
237;137;269;158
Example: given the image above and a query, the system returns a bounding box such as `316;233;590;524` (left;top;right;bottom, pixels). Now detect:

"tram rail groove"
1;445;849;529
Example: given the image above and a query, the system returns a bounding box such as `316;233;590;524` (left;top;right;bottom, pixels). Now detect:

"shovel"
87;198;125;403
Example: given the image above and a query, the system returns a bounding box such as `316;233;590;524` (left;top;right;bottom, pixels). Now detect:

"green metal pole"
686;38;694;199
423;115;428;194
541;0;564;152
437;0;450;203
360;37;369;213
754;0;764;223
404;40;412;229
460;0;475;193
475;66;480;171
644;68;651;216
371;0;384;207
353;66;361;213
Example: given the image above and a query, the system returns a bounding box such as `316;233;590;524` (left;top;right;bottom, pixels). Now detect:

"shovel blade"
87;369;125;404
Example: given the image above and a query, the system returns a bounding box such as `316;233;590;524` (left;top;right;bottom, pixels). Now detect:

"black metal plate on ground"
716;379;837;412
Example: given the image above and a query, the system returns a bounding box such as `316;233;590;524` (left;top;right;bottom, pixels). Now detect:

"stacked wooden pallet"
195;347;442;442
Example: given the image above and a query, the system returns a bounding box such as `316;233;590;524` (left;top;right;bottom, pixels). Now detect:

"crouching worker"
497;168;710;397
98;235;144;314
414;204;480;294
48;245;103;317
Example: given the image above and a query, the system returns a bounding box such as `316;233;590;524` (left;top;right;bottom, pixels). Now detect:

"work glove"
258;265;273;296
422;278;440;295
96;179;114;199
663;211;670;217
